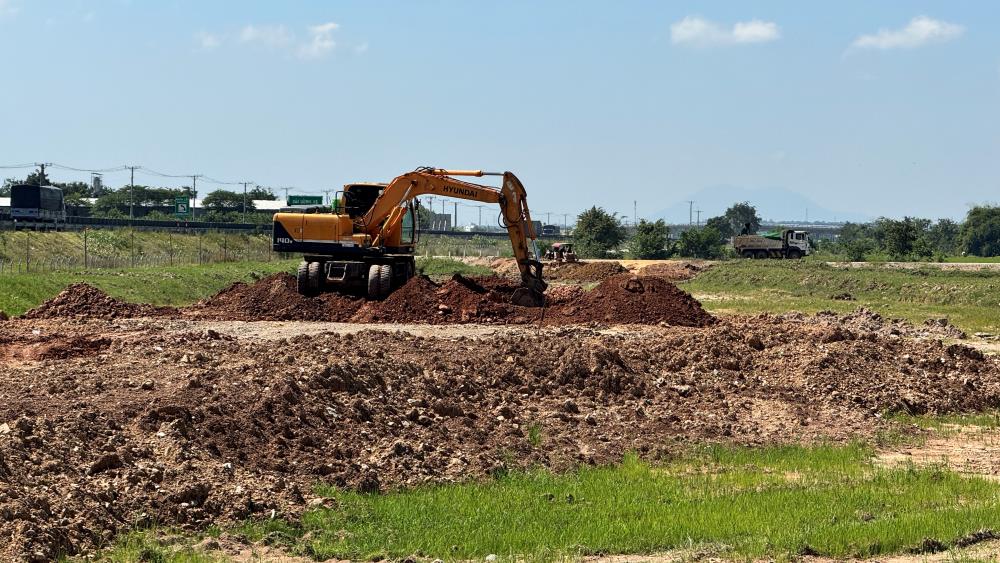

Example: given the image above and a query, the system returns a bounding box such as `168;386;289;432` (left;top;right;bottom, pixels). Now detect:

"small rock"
179;354;191;364
485;555;498;562
562;399;579;414
437;303;452;313
140;380;154;390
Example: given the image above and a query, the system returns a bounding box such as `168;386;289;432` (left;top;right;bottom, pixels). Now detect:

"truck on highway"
733;229;810;259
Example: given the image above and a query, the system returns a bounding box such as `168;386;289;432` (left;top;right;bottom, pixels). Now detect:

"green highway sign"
287;195;323;206
174;196;191;216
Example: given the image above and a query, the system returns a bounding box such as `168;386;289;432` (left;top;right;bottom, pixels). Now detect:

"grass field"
95;439;1000;562
680;260;1000;334
0;260;298;316
0;230;273;271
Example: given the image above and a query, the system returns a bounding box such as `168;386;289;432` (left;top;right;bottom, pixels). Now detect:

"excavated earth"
22;273;716;328
2;279;998;559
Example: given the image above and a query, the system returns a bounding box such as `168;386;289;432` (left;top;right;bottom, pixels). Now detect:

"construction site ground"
3;258;1000;561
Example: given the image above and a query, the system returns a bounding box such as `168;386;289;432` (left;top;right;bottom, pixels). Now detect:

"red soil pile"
20;283;175;320
353;274;713;327
638;261;710;281
544;261;626;282
352;275;534;324
188;273;363;321
554;274;715;327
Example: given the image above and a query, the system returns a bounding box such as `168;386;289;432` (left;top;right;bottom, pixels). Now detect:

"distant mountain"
653;185;869;224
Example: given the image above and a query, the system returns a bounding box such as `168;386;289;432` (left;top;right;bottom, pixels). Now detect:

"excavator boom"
360;169;546;306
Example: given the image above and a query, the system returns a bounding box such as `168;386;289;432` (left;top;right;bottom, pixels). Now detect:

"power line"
0;163;39;169
50;163;127;174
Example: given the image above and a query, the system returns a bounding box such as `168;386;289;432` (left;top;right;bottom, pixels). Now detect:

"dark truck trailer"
11;184;66;223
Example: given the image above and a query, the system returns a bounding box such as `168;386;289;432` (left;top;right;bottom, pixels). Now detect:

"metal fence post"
83;229;89;269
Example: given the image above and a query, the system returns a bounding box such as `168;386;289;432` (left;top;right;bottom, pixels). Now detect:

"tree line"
1;170;277;223
571;203;1000;260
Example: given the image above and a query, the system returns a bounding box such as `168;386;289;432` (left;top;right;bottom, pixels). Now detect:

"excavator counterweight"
272;167;546;306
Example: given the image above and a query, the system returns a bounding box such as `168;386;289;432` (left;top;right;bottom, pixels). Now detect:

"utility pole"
686;201;694;225
127;165;137;222
477;205;483;227
242;181;251;223
695;209;702;226
282;187;291;203
546;211;551;225
453;202;458;229
34;162;52;184
634;200;638;226
562;213;568;228
191;175;202;219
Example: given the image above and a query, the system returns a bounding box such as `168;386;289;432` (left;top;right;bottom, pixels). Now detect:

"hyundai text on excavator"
272;167;547;307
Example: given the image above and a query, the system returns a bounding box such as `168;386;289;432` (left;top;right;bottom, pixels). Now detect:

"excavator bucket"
512;259;546;307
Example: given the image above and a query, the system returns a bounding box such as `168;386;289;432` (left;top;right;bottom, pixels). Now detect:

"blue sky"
1;1;997;223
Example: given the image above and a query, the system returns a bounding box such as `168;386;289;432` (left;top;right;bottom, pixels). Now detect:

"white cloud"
196;31;221;51
0;0;19;18
671;16;780;47
297;21;338;59
851;16;963;50
240;24;293;48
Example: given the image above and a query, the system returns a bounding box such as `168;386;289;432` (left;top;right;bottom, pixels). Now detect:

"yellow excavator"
272;167;547;306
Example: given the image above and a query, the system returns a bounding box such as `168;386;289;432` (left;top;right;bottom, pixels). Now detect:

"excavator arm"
360;168;547;306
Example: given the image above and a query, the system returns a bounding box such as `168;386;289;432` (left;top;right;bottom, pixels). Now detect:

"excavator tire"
367;264;382;300
378;264;393;299
296;261;313;296
307;262;323;293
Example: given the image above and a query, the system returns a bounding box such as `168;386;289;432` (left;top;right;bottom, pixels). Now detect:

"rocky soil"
1;308;998;559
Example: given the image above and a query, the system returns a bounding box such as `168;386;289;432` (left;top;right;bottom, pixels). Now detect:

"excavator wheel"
307;262;324;293
511;287;545;308
296;261;315;296
367;264;382;300
378;264;393;299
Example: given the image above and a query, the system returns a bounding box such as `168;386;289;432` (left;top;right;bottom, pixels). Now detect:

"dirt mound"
544;261;626;282
187;273;363;322
780;307;968;340
20;283;175;320
352;275;533;324
2;317;1000;558
351;274;713;327
638;261;710;281
555;274;715;327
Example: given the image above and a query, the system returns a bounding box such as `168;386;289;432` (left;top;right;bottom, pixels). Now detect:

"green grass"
890;410;1000;431
91;444;1000;561
0;230;273;270
0;260;297;316
293;444;1000;560
416;256;494;277
680;260;1000;334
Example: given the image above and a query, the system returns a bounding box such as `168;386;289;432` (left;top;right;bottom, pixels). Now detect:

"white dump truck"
733;230;810;259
